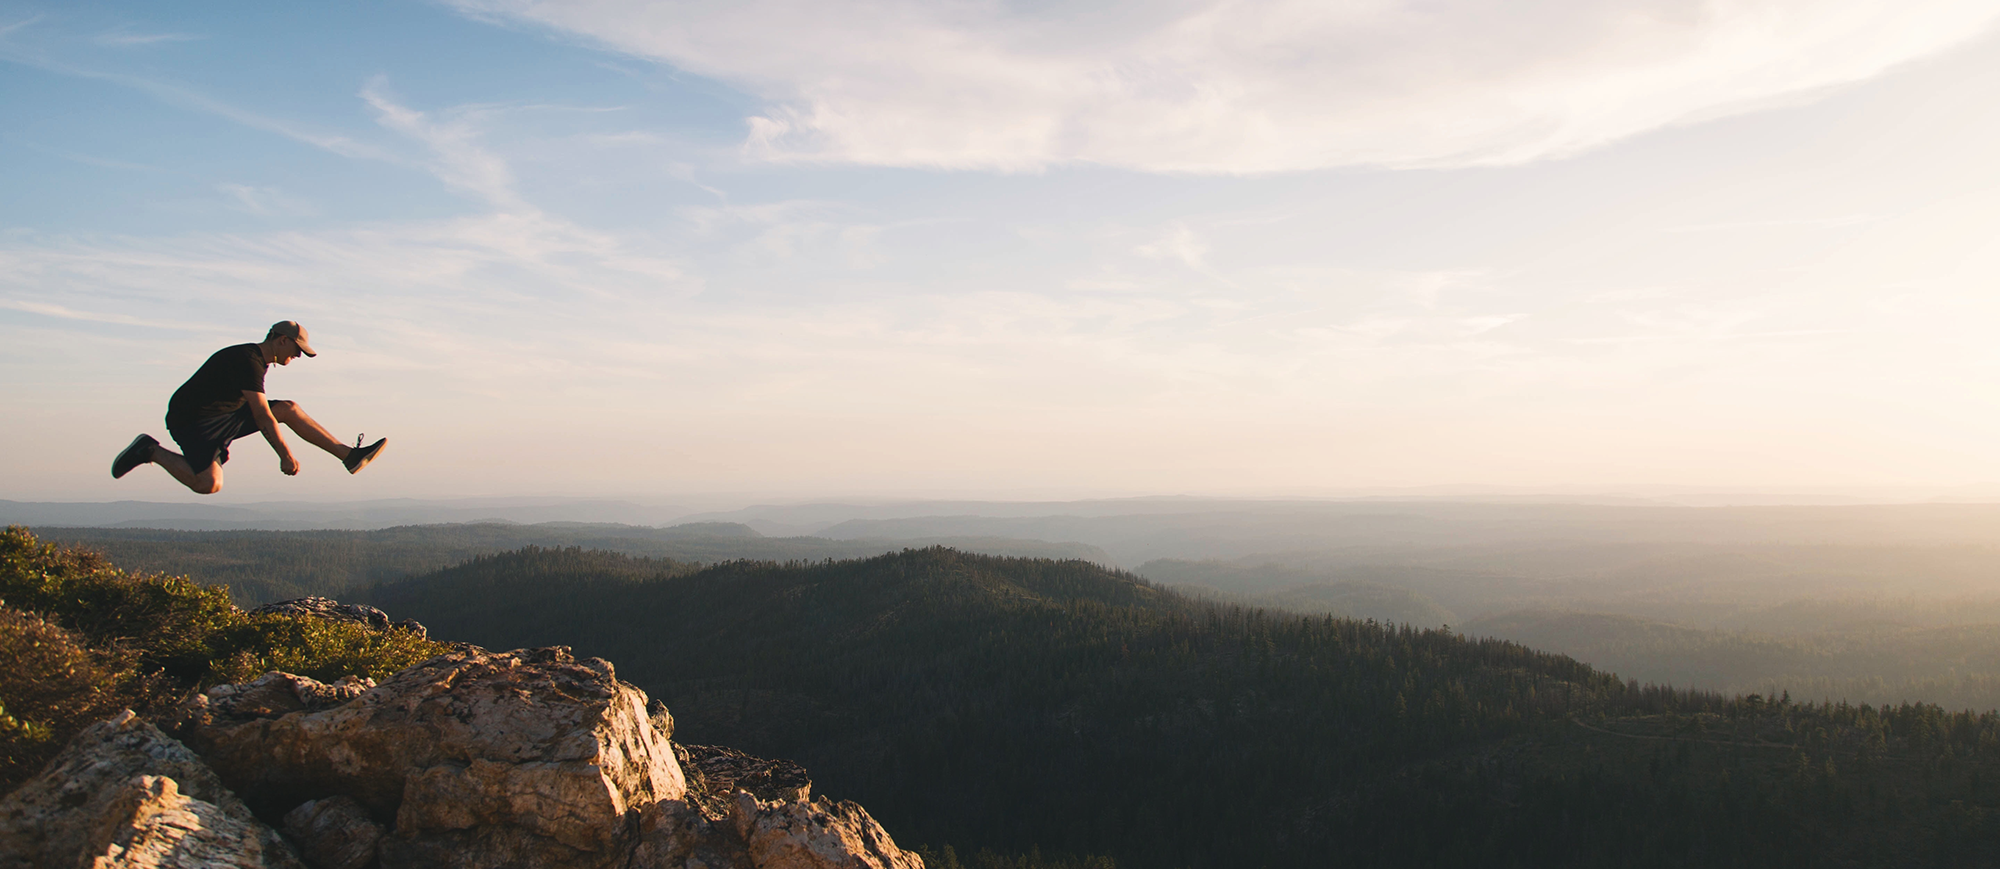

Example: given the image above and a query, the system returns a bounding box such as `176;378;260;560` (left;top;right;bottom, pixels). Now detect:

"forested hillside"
373;545;2000;868
1143;547;2000;711
1461;610;2000;712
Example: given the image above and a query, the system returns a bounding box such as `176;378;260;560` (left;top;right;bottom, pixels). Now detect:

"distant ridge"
0;497;691;530
30;523;1114;605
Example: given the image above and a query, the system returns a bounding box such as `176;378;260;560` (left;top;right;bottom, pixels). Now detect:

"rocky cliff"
0;631;922;869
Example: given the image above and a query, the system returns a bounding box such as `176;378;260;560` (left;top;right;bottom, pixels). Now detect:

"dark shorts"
166;406;260;474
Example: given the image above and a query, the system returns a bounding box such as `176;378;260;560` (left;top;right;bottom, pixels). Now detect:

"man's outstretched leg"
268;399;385;474
112;434;222;494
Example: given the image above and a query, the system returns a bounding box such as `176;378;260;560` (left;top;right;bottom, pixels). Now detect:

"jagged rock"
0;711;303;869
251;597;426;639
627;797;755;869
202;672;376;720
648;697;676;741
113;644;925;869
730;792;923;869
685;744;813;805
179;647;688;869
282;796;382;869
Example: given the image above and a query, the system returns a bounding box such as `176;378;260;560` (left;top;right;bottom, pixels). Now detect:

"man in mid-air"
111;321;386;494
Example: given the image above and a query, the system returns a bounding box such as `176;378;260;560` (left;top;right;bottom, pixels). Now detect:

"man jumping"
110;321;386;494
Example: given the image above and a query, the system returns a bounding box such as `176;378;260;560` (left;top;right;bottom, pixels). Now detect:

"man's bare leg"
269;399;354;461
148;445;223;494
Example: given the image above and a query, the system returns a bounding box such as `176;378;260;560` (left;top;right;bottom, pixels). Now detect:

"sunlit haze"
6;1;2000;503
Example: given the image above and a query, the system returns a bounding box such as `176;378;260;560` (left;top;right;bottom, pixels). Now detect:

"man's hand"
246;390;296;475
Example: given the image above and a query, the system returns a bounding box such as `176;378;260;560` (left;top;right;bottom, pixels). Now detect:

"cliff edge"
0;642;921;869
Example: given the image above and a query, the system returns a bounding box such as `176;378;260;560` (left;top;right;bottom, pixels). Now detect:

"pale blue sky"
6;1;2000;503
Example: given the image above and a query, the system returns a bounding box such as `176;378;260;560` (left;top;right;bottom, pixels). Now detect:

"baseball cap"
267;321;318;357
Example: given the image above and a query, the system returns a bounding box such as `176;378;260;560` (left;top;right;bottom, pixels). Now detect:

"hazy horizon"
8;2;2000;503
23;484;2000;515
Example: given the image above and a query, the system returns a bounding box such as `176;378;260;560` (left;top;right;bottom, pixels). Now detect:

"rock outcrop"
0;711;303;869
681;744;813;816
730;793;925;869
250;597;427;639
3;643;920;869
281;796;382;869
177;647;687;868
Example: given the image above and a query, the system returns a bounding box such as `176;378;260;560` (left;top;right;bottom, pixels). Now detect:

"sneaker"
112;434;158;479
344;437;386;475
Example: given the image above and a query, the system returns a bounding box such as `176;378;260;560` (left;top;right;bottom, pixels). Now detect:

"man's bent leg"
268;400;353;461
150;445;223;494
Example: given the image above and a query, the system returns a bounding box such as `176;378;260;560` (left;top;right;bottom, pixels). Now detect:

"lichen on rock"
0;711;303;869
6;643;923;869
178;646;687;867
730;791;924;869
250;598;426;639
282;795;381;869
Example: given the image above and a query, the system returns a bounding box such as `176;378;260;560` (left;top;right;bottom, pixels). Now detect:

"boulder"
281;796;382;869
684;744;814;807
203;672;375;720
0;710;302;869
178;647;687;869
730;792;924;869
249;597;427;639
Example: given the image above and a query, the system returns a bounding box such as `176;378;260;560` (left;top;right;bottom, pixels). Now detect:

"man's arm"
244;390;299;475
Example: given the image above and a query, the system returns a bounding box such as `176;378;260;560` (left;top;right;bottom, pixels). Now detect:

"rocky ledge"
0;646;921;869
249;597;429;639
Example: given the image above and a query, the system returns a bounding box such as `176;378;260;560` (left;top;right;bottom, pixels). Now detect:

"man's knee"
192;467;223;495
268;399;297;419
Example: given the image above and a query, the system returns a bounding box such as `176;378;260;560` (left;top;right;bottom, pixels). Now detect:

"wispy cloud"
93;31;203;47
361;80;524;210
0;297;208;331
0;16;40;39
0;50;395;162
217;183;317;217
14;141;170;174
448;0;2000;173
674;198;892;266
1135;224;1209;271
1667;215;1878;233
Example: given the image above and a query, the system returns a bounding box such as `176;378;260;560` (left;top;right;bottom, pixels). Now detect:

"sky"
5;0;2000;504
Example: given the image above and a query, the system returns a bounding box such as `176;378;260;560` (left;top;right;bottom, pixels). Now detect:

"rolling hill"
368;545;2000;868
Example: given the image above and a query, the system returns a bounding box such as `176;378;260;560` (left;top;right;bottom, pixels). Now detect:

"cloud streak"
0;48;395;162
361;81;525;209
0;297;209;331
93;31;203;46
450;0;2000;173
0;16;40;39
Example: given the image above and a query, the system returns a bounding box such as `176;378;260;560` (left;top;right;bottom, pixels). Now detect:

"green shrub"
210;612;450;685
0;526;240;684
0;604;163;786
0;527;450;792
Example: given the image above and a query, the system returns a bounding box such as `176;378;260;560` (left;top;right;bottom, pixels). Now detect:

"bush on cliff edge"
0;526;447;792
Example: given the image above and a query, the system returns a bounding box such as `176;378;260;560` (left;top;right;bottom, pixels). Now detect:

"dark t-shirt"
167;344;268;424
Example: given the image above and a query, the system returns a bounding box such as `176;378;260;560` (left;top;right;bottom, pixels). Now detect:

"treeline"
24;524;553;604
29;524;1109;606
371;544;2000;867
1463;610;2000;712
